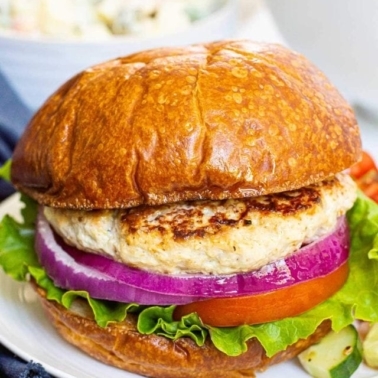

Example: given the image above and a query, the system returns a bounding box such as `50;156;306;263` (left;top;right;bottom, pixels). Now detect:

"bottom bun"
35;285;331;378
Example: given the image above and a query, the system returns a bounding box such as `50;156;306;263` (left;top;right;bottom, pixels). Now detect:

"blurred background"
0;0;377;198
0;0;239;110
264;0;378;159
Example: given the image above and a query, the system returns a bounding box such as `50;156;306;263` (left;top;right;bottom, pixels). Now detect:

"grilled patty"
44;173;357;275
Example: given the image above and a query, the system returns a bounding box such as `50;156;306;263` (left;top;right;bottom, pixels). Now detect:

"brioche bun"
10;40;362;377
11;40;360;210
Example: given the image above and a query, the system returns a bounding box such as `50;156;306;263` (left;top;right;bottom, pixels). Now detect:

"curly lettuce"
1;159;378;357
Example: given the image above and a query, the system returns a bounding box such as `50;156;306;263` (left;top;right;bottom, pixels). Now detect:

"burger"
1;40;377;377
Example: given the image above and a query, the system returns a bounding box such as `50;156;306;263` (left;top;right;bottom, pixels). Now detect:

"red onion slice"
35;209;350;304
35;212;202;305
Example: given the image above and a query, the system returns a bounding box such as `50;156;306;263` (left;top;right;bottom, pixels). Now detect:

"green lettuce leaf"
138;306;207;346
0;198;38;280
0;159;11;181
0;179;378;358
0;160;39;280
28;265;140;327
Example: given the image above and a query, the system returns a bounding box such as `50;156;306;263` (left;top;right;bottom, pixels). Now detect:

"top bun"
11;40;361;209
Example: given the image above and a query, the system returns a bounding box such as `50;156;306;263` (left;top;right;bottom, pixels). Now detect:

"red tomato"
350;151;377;180
365;183;378;202
359;177;378;203
174;262;349;327
352;151;378;203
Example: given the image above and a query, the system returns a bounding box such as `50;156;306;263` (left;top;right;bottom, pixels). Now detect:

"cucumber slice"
363;322;378;368
298;325;362;378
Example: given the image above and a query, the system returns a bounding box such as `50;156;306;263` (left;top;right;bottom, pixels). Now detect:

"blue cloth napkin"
0;343;51;378
0;71;52;377
0;69;32;199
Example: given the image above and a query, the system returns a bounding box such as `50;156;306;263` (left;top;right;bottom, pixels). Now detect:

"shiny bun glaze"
11;40;361;210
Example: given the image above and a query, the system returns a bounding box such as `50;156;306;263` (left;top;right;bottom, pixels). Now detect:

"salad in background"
350;151;378;203
349;151;378;373
0;0;222;39
286;150;378;377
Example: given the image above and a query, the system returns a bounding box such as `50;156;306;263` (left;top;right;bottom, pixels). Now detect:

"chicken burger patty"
44;172;356;275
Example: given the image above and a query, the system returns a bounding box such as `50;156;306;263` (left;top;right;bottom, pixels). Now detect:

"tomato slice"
174;262;349;327
356;169;378;203
364;182;378;203
350;151;377;180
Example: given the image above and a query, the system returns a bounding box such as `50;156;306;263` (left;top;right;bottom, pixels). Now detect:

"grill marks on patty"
121;185;323;241
43;173;357;275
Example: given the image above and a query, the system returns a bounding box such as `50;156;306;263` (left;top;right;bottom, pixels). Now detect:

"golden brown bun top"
11;40;361;209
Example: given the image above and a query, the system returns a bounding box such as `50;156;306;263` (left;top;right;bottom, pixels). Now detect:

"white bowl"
0;0;238;111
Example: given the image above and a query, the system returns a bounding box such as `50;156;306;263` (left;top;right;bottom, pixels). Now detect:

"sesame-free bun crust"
36;285;332;377
11;40;361;209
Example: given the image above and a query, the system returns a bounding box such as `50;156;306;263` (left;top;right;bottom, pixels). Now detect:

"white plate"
1;192;378;377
